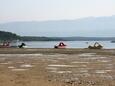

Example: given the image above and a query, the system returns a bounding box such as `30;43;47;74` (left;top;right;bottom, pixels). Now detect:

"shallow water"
46;67;58;70
0;54;43;57
50;70;72;74
0;61;12;65
72;61;89;64
20;41;115;49
11;68;29;71
8;66;15;69
78;53;96;57
95;70;107;74
20;64;33;68
100;75;113;80
48;64;78;67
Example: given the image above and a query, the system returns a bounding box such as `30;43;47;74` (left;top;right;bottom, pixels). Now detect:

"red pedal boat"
54;42;67;49
0;42;10;48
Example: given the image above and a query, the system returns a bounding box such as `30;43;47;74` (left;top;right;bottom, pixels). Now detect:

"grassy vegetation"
0;31;20;41
0;31;62;41
0;30;115;41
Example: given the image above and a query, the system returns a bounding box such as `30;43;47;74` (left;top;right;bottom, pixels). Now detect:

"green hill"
0;31;20;41
0;31;62;41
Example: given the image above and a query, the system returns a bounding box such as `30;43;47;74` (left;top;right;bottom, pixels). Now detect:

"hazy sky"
0;0;115;23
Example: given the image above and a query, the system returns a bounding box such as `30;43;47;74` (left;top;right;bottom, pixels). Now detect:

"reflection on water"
19;41;115;49
11;69;29;71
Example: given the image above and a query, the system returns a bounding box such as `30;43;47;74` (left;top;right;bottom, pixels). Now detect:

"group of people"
0;42;26;48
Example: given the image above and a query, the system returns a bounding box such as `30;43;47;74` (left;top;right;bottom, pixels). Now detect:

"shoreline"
0;48;114;86
0;48;115;55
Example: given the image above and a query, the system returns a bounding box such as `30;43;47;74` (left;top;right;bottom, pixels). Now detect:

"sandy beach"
0;48;115;86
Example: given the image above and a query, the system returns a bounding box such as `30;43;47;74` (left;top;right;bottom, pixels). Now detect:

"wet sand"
0;48;115;86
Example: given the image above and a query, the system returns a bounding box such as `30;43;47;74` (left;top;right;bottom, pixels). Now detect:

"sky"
0;0;115;23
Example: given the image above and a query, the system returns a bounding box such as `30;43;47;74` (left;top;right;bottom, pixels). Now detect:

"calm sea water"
17;41;115;49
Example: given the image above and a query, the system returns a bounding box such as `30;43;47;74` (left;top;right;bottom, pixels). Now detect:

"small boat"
54;42;67;49
0;42;27;48
88;42;103;49
0;42;10;48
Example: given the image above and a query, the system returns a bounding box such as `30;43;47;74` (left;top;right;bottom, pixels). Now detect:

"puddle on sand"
46;67;58;70
100;75;113;80
97;60;111;63
72;62;89;64
106;64;113;66
104;70;112;72
20;64;33;68
74;73;91;77
0;63;9;65
82;56;108;60
63;78;79;83
95;70;107;74
11;69;29;71
78;53;96;57
48;64;77;67
99;57;107;59
77;68;89;73
50;70;72;74
105;64;113;69
47;54;67;57
79;70;88;73
57;58;68;60
81;65;87;67
0;61;12;65
83;73;91;77
0;54;43;58
47;59;58;63
8;66;15;69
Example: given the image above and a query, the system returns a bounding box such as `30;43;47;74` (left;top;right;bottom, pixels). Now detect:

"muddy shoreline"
0;48;115;54
0;48;115;86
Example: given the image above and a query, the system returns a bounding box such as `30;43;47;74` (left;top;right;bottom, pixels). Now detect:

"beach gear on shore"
88;42;103;49
0;42;10;48
54;42;67;48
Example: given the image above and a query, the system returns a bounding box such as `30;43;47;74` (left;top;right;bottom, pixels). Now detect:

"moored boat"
0;42;10;48
54;42;67;49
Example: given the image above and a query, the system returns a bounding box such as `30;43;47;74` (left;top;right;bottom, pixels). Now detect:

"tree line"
0;31;62;41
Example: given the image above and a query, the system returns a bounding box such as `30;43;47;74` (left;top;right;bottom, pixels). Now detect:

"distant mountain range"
0;15;115;37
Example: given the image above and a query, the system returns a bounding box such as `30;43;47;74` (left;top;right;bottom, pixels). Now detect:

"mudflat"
0;48;115;86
